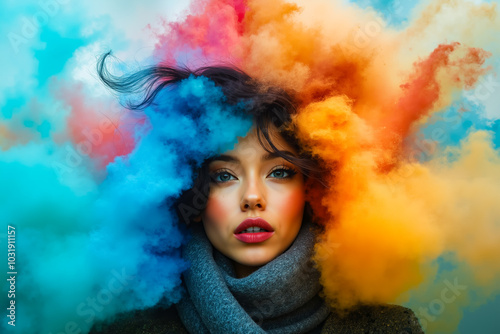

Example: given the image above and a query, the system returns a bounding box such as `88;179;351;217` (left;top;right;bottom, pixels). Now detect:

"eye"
268;166;297;179
211;170;237;183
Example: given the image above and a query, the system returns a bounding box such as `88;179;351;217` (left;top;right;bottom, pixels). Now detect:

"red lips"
234;217;274;233
234;217;274;243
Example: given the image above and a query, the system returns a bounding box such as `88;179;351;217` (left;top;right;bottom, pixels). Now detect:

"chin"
236;250;278;267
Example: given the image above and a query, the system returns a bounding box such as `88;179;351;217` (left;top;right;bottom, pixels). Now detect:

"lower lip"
234;232;274;243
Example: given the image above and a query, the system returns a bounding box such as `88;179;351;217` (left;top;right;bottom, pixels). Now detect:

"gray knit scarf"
175;220;331;334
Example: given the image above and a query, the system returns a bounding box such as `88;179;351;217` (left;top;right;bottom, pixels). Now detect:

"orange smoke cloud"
236;1;499;332
152;0;500;331
294;94;443;308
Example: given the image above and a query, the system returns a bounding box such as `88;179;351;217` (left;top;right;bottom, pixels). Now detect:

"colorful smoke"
1;0;499;333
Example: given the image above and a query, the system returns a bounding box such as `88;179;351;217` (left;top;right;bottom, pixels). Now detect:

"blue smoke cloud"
2;0;500;333
0;2;251;333
1;75;252;334
406;96;499;164
347;0;418;27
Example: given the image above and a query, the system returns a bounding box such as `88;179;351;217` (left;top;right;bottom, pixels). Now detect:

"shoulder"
89;306;188;334
88;303;423;334
321;304;424;334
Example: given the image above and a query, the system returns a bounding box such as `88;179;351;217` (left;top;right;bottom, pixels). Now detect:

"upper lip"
234;217;274;234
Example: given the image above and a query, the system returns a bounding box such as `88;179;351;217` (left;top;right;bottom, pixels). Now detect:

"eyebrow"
262;150;297;161
211;150;297;163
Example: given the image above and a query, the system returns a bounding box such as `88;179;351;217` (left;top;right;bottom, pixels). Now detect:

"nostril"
242;201;263;210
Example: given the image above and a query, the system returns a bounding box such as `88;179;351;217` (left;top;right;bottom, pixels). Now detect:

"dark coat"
90;303;424;334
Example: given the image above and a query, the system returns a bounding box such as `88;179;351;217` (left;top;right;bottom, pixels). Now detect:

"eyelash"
210;165;298;184
210;169;237;183
268;165;298;179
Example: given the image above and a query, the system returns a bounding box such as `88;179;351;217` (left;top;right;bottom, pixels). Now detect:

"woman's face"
201;128;306;272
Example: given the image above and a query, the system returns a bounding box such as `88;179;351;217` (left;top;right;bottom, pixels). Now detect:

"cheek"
203;193;233;229
273;187;306;221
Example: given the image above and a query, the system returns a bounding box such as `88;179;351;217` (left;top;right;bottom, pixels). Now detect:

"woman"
91;55;424;333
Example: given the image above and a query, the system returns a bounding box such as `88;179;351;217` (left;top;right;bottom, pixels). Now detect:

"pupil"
222;173;229;181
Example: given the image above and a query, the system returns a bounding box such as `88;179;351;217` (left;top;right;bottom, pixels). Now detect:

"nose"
240;176;266;211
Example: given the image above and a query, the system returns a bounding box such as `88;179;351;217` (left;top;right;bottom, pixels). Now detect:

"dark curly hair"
97;52;323;224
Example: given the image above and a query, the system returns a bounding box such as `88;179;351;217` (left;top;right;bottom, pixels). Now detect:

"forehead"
224;128;297;158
